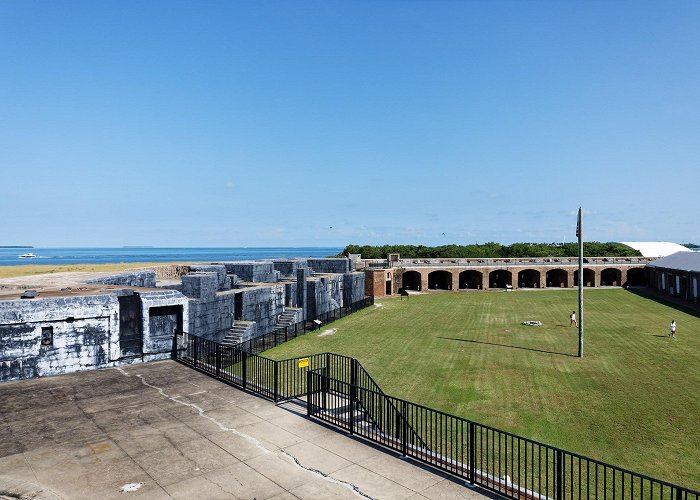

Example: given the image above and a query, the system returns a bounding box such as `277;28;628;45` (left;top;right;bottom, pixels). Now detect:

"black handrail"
173;295;700;500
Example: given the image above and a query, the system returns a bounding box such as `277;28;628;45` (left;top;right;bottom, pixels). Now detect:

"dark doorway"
403;271;422;291
518;269;540;288
489;270;512;289
118;294;142;357
459;270;483;289
601;268;621;286
385;280;392;295
546;269;568;288
574;268;596;287
149;305;183;337
428;270;453;290
234;292;243;321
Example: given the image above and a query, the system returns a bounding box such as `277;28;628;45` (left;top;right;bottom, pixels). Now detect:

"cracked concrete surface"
0;361;494;499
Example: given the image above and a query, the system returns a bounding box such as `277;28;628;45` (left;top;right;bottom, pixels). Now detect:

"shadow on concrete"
437;336;578;358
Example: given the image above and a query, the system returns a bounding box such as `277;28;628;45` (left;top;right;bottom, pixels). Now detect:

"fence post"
322;366;328;413
242;351;248;390
274;361;279;403
401;400;408;456
469;422;476;484
193;337;199;369
349;359;358;435
556;450;563;500
215;344;220;378
285;325;288;342
306;370;312;417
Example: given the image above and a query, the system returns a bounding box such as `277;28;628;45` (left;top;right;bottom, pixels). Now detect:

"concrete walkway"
0;361;496;500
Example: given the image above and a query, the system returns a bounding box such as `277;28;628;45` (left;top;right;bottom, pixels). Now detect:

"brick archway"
428;270;453;290
459;270;483;289
546;269;568;288
403;270;422;291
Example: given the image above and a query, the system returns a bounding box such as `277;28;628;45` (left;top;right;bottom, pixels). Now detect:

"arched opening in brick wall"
403;271;422;291
601;268;622;286
489;270;512;289
428;270;453;290
626;268;646;287
459;270;483;289
546;269;568;288
517;269;540;288
574;268;596;287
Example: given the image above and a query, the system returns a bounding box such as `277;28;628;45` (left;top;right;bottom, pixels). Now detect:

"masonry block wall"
182;273;234;342
308;258;352;274
0;295;118;381
189;265;230;290
237;285;285;335
343;272;366;305
140;290;189;355
273;259;309;278
84;270;157;288
223;262;278;283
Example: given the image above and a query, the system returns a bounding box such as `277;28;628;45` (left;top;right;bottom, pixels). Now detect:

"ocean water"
0;247;344;266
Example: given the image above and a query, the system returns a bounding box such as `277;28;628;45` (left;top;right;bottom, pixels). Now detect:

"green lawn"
265;289;700;489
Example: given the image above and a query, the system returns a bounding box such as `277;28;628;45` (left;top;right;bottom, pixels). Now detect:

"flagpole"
577;207;584;358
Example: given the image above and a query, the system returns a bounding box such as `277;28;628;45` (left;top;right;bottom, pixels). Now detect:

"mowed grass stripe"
265;289;700;488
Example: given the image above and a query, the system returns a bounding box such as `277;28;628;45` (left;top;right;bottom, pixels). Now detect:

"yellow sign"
298;357;310;369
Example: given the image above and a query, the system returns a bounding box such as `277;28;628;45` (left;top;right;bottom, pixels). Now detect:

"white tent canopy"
620;242;691;258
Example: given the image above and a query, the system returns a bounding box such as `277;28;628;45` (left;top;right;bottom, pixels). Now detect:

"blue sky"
1;1;698;247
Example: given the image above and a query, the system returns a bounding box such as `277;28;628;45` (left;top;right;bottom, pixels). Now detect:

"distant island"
122;246;154;248
0;245;33;248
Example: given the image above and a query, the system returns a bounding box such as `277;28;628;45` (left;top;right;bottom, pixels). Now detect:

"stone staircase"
221;321;256;346
277;308;302;329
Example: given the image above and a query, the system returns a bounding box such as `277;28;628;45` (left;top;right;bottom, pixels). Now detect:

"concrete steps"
277;308;302;329
221;321;256;346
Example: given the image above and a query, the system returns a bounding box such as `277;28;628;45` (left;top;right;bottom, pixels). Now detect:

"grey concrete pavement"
0;360;496;500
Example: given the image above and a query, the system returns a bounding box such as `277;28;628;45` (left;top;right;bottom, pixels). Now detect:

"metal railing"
307;370;699;500
235;296;374;355
173;295;698;500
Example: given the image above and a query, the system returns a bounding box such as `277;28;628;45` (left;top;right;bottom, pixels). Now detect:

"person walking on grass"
670;320;677;338
570;310;577;327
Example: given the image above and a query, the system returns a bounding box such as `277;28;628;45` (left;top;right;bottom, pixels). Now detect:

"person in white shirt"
570;311;577;327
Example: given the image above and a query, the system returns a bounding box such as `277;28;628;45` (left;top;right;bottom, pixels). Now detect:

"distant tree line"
340;242;642;259
682;242;700;249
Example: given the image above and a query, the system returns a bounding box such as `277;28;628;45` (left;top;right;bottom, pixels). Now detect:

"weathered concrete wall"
0;289;191;382
297;267;310;319
284;281;298;307
189;265;230;290
182;272;234;342
273;259;309;278
343;272;365;305
182;273;218;301
306;272;365;319
308;258;352;274
307;276;341;318
237;285;285;335
140;290;189;356
84;271;156;288
222;262;278;283
0;295;118;382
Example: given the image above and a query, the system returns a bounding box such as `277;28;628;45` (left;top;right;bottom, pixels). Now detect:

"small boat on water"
19;253;37;259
